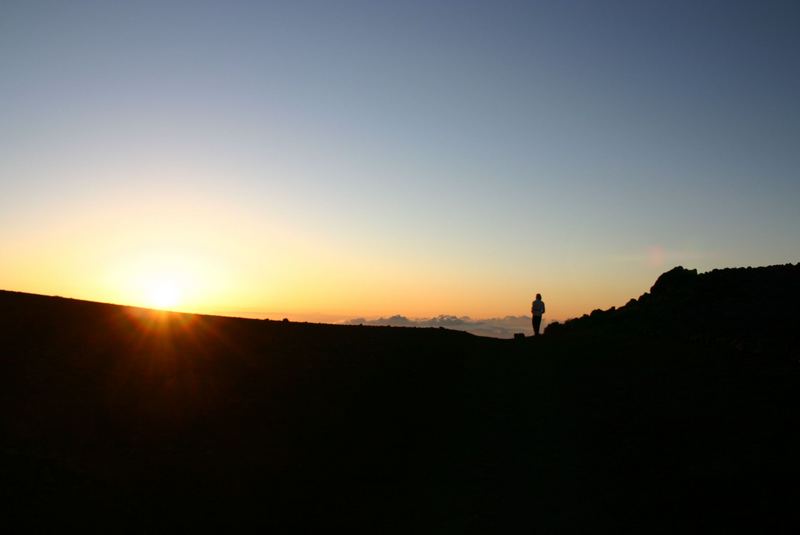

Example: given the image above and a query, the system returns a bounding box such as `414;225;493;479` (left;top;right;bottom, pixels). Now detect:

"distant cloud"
343;314;536;338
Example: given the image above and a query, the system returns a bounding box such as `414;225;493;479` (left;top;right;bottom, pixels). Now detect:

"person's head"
536;293;542;300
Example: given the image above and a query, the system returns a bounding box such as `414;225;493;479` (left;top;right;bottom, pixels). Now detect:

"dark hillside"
0;291;495;531
2;265;800;532
547;264;800;355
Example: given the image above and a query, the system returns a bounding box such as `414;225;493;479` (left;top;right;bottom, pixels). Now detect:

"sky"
1;0;799;323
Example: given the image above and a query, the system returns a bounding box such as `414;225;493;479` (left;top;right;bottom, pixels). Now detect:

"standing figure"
531;293;545;336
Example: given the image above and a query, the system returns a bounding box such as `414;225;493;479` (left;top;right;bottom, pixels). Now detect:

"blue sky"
1;0;798;320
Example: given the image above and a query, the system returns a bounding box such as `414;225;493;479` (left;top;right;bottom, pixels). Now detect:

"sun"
146;280;181;310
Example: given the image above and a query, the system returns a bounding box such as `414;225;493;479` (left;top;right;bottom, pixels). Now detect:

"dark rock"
650;266;698;295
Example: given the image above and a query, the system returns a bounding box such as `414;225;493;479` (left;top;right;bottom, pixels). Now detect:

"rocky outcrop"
546;263;800;357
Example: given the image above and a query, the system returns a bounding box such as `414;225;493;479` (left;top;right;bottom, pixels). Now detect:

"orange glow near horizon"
0;188;690;324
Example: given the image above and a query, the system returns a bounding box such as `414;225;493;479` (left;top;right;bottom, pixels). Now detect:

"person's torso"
532;300;544;315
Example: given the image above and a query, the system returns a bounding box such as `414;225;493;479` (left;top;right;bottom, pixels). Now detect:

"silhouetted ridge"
650;265;699;295
2;269;800;531
547;263;800;355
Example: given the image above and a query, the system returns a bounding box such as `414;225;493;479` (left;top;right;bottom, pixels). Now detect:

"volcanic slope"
1;264;799;532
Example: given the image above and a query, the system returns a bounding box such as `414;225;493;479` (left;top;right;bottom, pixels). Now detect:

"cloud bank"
343;315;539;339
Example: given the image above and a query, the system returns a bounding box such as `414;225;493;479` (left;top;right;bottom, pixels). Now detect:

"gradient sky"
2;0;799;322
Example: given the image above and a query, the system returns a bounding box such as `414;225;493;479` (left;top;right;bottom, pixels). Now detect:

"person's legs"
533;316;541;336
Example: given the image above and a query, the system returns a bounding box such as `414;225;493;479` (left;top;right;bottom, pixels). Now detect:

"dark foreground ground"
2;266;800;532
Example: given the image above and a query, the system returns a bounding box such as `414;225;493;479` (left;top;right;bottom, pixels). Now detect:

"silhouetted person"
531;293;545;336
